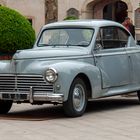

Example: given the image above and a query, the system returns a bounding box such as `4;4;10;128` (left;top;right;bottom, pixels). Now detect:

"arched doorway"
103;1;128;23
81;0;132;23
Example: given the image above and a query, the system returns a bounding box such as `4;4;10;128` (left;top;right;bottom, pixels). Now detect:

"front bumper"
0;74;63;103
0;91;63;103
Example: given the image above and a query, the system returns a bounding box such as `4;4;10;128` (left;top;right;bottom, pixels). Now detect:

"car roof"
43;19;124;29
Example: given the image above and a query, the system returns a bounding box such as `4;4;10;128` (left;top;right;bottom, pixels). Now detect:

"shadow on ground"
0;97;139;121
87;97;139;113
0;105;64;121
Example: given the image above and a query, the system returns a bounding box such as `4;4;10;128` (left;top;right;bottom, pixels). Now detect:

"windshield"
38;28;94;47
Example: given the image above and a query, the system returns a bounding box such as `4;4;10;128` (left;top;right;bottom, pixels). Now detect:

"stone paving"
0;96;140;140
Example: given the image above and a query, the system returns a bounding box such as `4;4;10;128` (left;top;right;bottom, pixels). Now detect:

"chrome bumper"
0;91;63;103
0;74;63;103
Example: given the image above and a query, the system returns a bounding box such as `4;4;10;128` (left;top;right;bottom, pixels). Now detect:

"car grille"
0;75;53;93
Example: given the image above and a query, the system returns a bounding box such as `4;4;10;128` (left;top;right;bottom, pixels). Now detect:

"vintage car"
0;20;140;117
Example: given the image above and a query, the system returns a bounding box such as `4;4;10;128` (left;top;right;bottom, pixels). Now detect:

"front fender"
48;61;102;101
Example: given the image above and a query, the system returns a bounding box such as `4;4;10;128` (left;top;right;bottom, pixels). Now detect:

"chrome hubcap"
73;84;85;112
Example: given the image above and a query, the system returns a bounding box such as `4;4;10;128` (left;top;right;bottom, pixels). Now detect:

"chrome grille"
0;75;53;93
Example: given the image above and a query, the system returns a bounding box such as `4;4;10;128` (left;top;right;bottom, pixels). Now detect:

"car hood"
13;47;89;60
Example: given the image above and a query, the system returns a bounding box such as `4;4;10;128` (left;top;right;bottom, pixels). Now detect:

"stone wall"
0;0;6;5
1;0;140;39
6;0;45;35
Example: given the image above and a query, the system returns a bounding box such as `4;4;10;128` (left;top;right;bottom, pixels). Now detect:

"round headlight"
45;68;58;83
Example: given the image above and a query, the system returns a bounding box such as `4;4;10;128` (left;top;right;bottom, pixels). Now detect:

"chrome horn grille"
0;74;53;93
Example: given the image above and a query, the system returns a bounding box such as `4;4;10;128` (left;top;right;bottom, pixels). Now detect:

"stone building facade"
45;0;58;23
0;0;140;39
0;0;45;35
58;0;140;39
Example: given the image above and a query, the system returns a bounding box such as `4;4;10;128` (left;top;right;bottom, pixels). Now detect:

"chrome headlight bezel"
45;68;58;83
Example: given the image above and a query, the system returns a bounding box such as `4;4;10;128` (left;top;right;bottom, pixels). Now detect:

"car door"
125;41;140;85
94;26;131;89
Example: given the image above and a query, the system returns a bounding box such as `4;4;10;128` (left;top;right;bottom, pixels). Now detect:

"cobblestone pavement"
0;96;140;140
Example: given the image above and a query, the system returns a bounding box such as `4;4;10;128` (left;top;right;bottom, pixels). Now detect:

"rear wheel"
63;78;87;117
0;100;13;114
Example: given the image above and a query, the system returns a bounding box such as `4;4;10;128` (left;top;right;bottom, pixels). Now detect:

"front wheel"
63;78;87;117
137;91;140;102
0;100;13;114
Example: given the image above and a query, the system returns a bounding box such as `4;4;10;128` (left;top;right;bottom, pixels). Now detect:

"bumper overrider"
0;74;63;103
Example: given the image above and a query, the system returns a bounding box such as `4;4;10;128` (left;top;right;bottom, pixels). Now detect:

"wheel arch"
74;73;92;99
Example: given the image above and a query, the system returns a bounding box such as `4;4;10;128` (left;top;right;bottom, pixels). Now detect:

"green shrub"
0;6;35;53
64;16;78;20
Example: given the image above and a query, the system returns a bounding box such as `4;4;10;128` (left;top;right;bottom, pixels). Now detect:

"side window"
95;26;129;50
118;28;129;47
101;27;120;49
95;30;103;50
102;27;118;40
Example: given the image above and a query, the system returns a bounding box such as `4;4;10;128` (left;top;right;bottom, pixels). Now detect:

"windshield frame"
37;27;94;47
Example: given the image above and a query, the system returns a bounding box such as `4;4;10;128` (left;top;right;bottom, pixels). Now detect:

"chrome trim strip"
0;92;63;103
0;74;43;77
94;51;127;57
126;50;140;54
33;93;63;103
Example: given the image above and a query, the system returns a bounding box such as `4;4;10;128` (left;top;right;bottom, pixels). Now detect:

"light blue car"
0;20;140;117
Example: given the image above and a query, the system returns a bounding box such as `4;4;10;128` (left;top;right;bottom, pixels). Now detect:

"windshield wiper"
76;44;88;47
38;44;88;47
38;44;50;47
38;44;67;48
